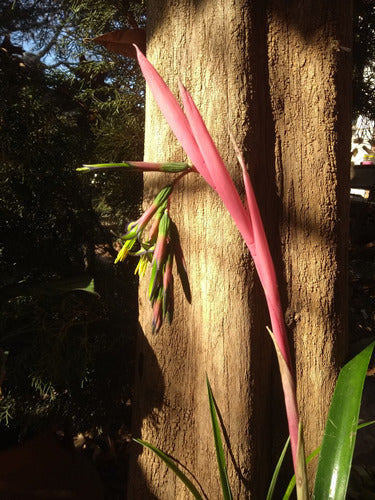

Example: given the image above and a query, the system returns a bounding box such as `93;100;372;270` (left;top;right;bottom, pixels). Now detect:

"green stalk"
206;376;233;500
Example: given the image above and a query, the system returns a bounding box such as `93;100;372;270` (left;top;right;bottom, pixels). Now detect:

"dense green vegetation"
0;0;145;444
353;0;375;123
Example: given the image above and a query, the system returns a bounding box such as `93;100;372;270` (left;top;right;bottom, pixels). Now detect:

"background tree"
0;0;145;474
1;0;146;228
128;1;352;498
353;0;375;123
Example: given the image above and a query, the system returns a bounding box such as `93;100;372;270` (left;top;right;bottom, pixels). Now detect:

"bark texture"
267;1;352;485
128;1;352;498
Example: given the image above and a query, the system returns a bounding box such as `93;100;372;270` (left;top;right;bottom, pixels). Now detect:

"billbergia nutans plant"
80;44;306;491
134;43;307;491
78;39;375;498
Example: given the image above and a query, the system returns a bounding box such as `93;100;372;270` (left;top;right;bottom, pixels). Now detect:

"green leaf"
53;276;98;296
148;260;159;301
313;342;375;500
266;436;290;500
0;275;98;299
153;184;174;208
296;422;308;499
160;162;191;172
133;438;203;500
206;376;233;500
77;162;190;173
283;421;375;499
357;420;375;430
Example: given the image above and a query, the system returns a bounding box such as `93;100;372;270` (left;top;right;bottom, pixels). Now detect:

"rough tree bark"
267;1;352;483
128;1;352;498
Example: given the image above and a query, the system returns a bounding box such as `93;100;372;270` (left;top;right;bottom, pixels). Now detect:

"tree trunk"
128;1;352;498
267;1;352;486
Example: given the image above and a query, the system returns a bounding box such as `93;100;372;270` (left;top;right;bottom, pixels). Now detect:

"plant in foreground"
80;45;303;490
134;376;231;500
133;44;303;487
79;46;373;499
135;344;374;499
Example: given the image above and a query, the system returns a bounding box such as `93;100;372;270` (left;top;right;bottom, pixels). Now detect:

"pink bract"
135;44;300;471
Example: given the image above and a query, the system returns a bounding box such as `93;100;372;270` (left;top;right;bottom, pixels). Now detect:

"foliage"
0;0;145;60
0;0;67;42
0;49;98;284
266;437;290;500
133;437;204;500
134;346;374;500
134;377;232;500
0;290;137;441
353;0;375;122
1;0;146;228
0;0;144;441
283;421;375;498
313;342;374;499
206;376;233;500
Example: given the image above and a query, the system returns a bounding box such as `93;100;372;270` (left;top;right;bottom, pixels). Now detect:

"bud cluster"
113;184;189;333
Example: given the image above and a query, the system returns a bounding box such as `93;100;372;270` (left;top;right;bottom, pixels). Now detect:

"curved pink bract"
135;44;300;470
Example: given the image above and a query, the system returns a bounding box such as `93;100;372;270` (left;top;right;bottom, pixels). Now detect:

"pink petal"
179;84;254;250
242;177;291;365
231;134;292;366
134;45;214;188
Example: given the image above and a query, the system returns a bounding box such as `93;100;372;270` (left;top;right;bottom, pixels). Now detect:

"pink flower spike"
176;81;216;186
179;84;254;251
230;134;292;368
134;45;214;188
231;133;297;466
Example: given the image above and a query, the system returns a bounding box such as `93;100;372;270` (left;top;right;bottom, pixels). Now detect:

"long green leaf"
206;376;233;500
313;342;374;500
0;275;98;299
266;436;290;500
53;276;98;295
357;420;375;430
133;438;203;500
283;421;375;499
